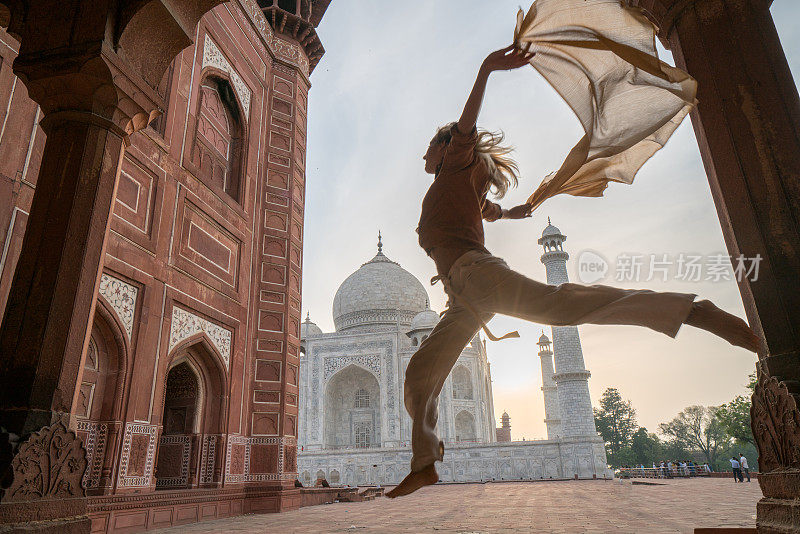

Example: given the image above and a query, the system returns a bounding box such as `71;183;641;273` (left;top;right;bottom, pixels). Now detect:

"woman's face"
423;140;445;175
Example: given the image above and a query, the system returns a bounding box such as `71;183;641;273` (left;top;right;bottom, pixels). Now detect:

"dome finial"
548;216;551;225
305;311;310;322
377;230;383;253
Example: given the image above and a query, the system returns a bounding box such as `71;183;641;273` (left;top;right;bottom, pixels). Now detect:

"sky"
300;1;800;440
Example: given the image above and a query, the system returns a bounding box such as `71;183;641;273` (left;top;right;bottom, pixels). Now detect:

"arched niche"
190;74;245;203
452;365;473;400
324;365;381;450
155;341;227;489
454;410;476;443
75;304;128;494
76;307;125;422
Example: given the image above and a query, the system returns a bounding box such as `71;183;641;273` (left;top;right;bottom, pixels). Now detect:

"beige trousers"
404;250;696;472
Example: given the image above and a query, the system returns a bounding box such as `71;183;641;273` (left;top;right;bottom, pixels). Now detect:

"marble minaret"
537;333;561;439
538;220;597;438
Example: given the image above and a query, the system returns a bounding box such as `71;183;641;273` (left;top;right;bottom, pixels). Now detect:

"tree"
629;427;662;466
594;388;638;467
716;395;754;446
716;372;756;446
659;405;730;465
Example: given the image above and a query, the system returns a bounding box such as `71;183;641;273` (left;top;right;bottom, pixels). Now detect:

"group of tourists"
729;454;751;482
653;461;711;478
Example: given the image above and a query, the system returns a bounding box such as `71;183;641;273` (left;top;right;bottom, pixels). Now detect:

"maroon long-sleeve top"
417;126;502;277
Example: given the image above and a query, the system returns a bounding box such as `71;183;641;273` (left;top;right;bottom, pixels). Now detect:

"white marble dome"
542;220;562;238
332;243;429;332
410;308;440;332
301;314;323;339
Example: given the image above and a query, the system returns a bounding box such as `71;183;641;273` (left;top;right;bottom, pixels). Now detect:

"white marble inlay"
98;273;138;340
169;305;233;369
202;34;252;118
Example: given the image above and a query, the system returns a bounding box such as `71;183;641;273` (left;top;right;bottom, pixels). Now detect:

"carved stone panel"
751;371;800;472
4;422;87;501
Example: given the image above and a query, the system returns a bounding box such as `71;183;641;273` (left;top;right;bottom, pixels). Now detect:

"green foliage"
628;427;661;466
593;388;638;467
658;405;730;465
593;376;758;470
716;395;754;446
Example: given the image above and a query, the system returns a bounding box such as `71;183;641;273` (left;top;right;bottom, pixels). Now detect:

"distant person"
730;457;742;482
739;453;751;482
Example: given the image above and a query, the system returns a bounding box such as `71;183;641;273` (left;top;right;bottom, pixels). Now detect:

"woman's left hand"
483;45;535;73
503;204;533;219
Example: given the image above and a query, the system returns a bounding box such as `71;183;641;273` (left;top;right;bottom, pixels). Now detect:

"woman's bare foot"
685;299;762;353
385;464;439;498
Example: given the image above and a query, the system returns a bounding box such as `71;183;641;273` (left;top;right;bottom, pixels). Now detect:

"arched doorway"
75;308;125;494
324;365;381;449
156;342;226;489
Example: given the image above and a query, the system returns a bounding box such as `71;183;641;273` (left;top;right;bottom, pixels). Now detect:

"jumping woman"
385;45;761;499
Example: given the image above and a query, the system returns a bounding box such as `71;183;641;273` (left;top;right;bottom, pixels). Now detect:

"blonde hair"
432;122;519;199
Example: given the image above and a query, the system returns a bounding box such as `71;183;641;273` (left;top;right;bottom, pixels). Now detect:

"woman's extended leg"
452;253;759;351
386;304;486;498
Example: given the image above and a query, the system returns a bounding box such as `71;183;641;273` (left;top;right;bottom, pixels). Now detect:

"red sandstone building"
0;1;329;531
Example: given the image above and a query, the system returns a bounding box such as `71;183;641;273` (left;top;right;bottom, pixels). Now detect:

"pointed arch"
190;71;246;203
455;410;476;443
452;365;473;400
156;339;229;489
324;365;381;449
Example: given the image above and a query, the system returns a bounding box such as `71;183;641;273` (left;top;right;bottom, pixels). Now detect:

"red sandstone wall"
0;1;310;530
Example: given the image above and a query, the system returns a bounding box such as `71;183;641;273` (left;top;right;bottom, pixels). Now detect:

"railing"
619;466;712;479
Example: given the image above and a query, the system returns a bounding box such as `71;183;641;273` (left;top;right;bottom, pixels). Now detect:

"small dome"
300;313;323;339
538;332;551;344
410;309;440;332
542;217;562;238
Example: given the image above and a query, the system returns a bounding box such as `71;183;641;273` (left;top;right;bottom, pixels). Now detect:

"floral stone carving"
751;370;800;472
4;421;87;501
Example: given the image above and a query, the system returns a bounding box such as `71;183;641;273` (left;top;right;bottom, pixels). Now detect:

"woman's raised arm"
456;45;534;135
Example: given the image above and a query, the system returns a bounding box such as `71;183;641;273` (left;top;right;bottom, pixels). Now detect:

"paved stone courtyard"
155;478;760;533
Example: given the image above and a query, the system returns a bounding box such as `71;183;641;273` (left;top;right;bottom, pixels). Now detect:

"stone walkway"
155;478;761;533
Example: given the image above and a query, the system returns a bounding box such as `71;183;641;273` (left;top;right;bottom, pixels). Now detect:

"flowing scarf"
513;0;697;211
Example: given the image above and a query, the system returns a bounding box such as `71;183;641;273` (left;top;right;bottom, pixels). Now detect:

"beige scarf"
513;0;697;211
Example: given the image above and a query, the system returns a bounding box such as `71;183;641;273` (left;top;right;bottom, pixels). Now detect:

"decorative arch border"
169;305;233;370
201;34;251;118
96;272;139;342
323;355;381;382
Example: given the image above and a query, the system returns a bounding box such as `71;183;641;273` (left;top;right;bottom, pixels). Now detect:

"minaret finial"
377;230;383;253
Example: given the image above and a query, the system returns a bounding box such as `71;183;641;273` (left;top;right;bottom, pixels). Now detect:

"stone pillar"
0;1;223;531
627;1;800;531
246;31;315;507
537;334;561;439
538;221;597;438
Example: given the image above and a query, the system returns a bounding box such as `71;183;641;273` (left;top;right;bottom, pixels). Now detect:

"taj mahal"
297;222;613;486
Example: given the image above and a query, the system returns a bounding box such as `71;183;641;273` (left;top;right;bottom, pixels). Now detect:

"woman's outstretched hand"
483;45;535;73
502;204;533;220
457;45;534;135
